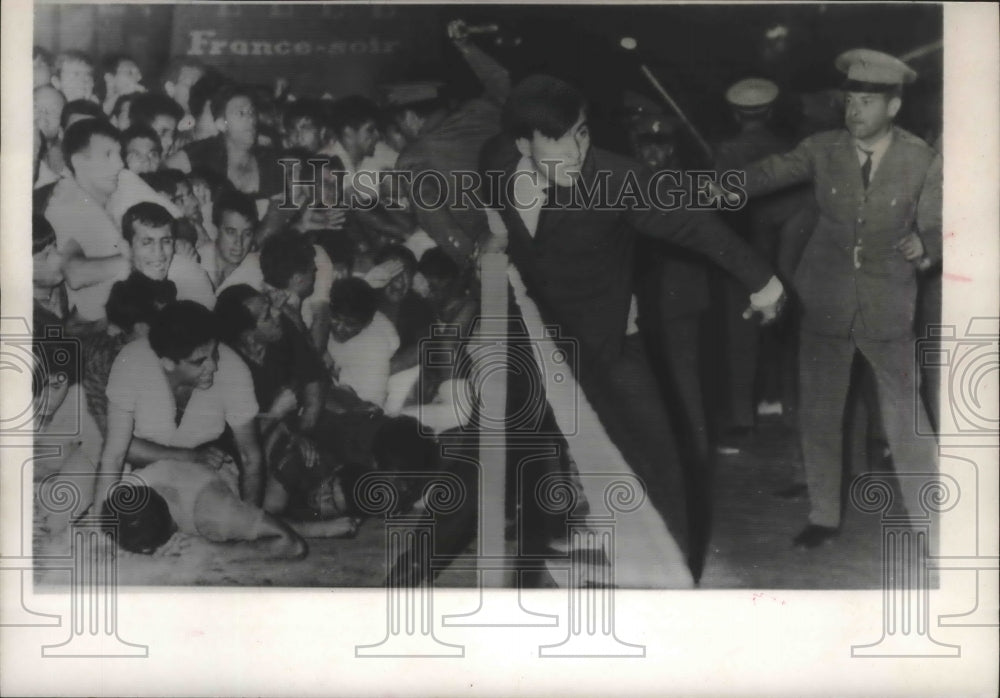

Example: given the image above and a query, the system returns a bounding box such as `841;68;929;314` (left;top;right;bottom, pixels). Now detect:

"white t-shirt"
45;177;126;321
168;255;217;309
327;311;400;407
105;338;258;449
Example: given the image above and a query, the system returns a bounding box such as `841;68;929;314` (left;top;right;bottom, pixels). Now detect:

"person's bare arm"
298;380;324;433
125;436;224;469
231;419;265;506
93;403;135;515
60;237;130;291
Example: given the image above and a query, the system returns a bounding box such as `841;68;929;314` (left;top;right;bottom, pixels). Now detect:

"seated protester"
34;45;54;89
143;168;212;249
129;92;183;160
282;98;329;154
61;98;105;130
100;53;144;117
101;479;307;560
215;284;326;436
51;50;96;103
32;215;69;337
33;340;104;537
121;202;215;309
373;244;435;375
259;231;334;351
34;85;67;186
110;92;138;131
120;124;162;174
160;57;205;134
183;68;229;144
82;272;177;437
188;165;227;242
215;285;341;519
43;118;131;329
94;301;266;516
167;83;284;205
198;189;260;291
326;277;400;409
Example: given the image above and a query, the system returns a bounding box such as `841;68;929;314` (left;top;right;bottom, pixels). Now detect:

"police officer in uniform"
737;49;942;548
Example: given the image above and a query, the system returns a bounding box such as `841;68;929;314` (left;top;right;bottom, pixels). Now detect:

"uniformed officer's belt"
852;245;904;269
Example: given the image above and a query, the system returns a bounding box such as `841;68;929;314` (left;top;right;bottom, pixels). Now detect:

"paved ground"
37;410;902;590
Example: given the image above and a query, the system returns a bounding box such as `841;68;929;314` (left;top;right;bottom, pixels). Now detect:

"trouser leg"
798;331;855;528
855;335;939;528
725;279;759;428
582;336;693;565
661;314;710;463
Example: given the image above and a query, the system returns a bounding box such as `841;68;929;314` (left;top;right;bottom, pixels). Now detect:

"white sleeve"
217;346;260;428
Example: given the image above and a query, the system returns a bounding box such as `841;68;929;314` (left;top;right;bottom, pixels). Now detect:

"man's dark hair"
328;277;378;326
130;92;183;128
121;202;175;244
318;232;355;271
60;98;104;130
120;123;162;156
189;70;230;119
502;74;587;140
54;50;94;74
101;53;135;78
141;168;188;200
102;485;175;555
111;92;138;121
148;300;217;361
212;188;259;229
32;214;56;255
375;243;417;274
33;45;53;66
106;272;177;333
260;231;315;290
327;95;380;137
416;247;460;282
282;98;326;133
61;118;120;173
215;284;264;346
209;83;255;122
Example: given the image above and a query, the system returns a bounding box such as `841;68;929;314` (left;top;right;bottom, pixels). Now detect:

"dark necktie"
859;148;874;188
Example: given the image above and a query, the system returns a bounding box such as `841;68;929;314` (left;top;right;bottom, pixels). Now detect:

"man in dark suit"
483;75;785;574
738;49;942;548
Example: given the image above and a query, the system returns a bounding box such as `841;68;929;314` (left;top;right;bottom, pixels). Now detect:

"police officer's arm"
911;151;943;264
742;138;817;198
410;172;479;267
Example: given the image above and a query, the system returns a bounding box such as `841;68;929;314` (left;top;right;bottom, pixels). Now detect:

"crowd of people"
30;18;942;585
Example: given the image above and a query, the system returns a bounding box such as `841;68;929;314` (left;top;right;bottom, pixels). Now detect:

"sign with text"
169;4;446;98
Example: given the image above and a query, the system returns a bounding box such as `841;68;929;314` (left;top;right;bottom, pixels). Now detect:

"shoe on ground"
792;524;839;549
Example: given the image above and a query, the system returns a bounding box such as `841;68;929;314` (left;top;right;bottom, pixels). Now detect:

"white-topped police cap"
725;78;779;109
379;81;445;106
835;48;917;92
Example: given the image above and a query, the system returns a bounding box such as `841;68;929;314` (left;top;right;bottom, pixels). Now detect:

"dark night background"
36;3;942;159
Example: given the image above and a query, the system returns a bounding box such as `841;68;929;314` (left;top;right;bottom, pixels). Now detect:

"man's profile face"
73;134;124;195
329;313;367;343
130;221;175;281
517;110;590;187
289;260;318;300
287;117;323;153
124;136;162;174
108;60;142;95
33;86;65;141
216;210;254;266
169;340;220;390
845;92;899;142
33;55;52;89
167;65;204;113
54;59;94;102
219;96;258;148
170;181;201;222
150;114;179;157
